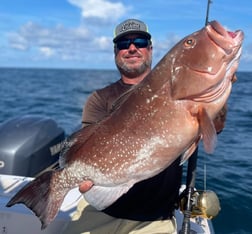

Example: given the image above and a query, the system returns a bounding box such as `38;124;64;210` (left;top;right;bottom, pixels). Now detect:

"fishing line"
204;155;207;191
203;0;212;191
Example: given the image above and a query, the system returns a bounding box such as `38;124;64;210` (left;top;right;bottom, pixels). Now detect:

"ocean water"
0;68;251;234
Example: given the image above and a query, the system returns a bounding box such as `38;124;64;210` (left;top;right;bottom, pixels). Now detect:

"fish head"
168;20;244;112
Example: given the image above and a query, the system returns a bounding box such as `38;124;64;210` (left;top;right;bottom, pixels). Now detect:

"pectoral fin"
199;108;217;154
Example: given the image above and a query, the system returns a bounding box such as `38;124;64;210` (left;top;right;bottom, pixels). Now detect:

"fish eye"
184;38;195;47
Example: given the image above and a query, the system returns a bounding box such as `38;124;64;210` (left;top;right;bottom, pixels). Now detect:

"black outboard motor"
0;115;65;177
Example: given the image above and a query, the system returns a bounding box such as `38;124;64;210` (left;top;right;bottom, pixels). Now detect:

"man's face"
114;34;152;78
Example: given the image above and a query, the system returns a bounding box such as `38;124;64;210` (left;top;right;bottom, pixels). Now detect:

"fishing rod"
205;0;212;26
179;148;198;234
179;1;213;234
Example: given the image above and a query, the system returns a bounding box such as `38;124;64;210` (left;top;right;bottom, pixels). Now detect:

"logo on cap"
119;21;141;33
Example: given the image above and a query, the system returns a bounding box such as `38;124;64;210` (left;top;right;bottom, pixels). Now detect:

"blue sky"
0;0;251;71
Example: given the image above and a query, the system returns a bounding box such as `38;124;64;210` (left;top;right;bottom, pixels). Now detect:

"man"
64;19;227;234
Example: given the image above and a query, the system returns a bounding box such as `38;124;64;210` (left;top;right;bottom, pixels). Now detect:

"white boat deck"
0;174;214;234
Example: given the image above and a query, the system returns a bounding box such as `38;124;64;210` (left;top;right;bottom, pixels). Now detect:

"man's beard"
116;58;152;78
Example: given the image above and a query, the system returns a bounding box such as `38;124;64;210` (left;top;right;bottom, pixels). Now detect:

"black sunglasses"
116;38;150;50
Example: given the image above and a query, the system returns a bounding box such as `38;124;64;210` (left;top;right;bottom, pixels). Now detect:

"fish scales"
6;21;244;229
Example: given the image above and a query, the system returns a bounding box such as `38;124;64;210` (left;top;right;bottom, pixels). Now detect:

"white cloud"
94;36;112;50
7;20;113;63
242;52;252;63
8;34;28;50
13;22;91;46
68;0;128;22
152;34;181;63
242;43;252;62
39;47;55;57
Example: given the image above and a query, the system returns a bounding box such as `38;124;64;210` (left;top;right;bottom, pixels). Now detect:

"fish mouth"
206;20;244;55
185;21;243;103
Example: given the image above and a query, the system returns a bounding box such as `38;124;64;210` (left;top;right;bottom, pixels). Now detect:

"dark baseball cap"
113;19;151;43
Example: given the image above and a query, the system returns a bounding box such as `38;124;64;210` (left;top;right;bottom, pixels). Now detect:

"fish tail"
6;170;67;229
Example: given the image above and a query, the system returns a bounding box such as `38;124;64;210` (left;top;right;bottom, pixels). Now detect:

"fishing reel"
179;189;221;219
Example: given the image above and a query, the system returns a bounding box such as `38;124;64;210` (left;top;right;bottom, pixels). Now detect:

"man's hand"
79;180;94;193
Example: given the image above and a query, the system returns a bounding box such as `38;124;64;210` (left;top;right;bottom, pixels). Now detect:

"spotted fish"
6;21;244;229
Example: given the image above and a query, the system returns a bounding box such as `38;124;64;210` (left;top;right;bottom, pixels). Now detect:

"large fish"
6;21;243;229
